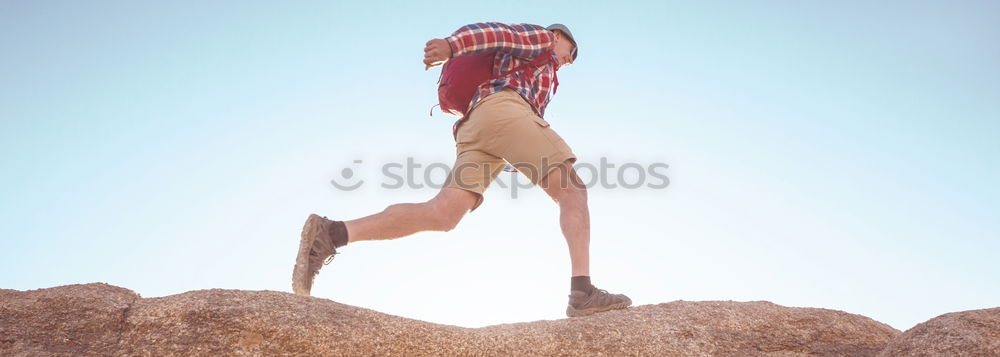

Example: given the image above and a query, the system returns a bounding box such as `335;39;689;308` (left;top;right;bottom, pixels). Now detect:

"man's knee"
542;161;588;205
430;206;462;232
426;188;477;232
558;181;588;206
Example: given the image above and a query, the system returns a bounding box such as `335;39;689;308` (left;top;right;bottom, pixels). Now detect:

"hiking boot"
566;287;632;317
292;214;344;296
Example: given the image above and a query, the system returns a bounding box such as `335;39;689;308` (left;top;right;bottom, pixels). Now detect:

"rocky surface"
0;283;138;356
0;283;993;356
876;307;1000;357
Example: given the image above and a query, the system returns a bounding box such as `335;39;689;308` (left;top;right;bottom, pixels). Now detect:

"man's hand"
423;38;452;71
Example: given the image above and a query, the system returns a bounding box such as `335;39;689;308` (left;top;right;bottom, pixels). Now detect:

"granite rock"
12;283;987;356
877;307;1000;357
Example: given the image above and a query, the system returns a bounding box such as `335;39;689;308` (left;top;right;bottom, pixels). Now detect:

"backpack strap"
551;60;559;94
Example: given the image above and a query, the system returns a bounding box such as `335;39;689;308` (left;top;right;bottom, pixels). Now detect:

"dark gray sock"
571;276;594;294
328;220;349;248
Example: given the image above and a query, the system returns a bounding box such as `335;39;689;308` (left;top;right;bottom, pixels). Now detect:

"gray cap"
546;23;578;61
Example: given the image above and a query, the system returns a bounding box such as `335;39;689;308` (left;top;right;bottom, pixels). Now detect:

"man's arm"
424;22;554;70
446;22;555;58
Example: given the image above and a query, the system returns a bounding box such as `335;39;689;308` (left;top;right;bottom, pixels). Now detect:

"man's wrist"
445;36;461;57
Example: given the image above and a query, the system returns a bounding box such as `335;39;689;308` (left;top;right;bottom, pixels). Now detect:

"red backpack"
436;50;554;118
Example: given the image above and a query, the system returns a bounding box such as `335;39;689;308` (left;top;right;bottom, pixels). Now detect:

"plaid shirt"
446;22;559;118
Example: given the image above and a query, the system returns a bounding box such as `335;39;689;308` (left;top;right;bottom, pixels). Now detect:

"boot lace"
323;252;339;265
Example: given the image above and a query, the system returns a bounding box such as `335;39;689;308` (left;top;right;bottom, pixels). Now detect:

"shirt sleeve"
446;22;555;60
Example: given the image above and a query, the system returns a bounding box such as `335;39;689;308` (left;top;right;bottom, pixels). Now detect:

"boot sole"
566;298;632;317
291;214;322;296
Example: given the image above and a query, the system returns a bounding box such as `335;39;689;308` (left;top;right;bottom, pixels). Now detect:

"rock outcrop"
876;307;1000;357
0;283;137;355
0;283;993;356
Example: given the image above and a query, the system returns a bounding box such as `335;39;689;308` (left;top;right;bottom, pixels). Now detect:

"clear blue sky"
2;1;997;331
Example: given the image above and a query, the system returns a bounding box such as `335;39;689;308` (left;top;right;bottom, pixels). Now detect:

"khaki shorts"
444;88;576;211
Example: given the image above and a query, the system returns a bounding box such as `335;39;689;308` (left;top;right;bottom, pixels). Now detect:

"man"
292;22;631;317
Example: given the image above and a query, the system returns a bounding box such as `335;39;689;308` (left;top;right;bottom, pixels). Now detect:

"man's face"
552;31;576;69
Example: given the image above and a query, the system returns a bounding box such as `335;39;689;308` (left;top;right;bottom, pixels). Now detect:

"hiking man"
292;22;631;317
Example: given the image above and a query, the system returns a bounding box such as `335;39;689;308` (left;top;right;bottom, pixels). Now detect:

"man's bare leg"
344;187;479;243
293;187;478;296
540;159;591;277
541;159;631;317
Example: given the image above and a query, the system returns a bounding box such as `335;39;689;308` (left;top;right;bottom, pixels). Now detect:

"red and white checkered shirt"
446;22;560;118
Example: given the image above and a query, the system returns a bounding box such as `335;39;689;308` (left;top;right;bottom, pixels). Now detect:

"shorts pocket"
531;116;551;128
